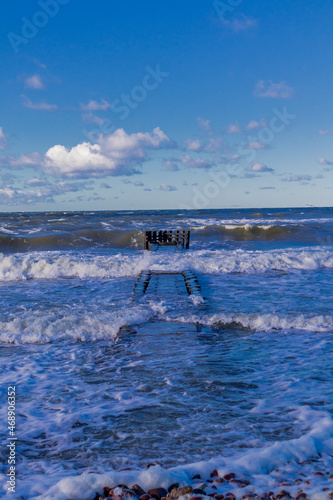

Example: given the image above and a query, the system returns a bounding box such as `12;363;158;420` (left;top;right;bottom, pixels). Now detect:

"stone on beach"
223;474;236;482
131;485;146;497
148;488;168;500
169;486;193;498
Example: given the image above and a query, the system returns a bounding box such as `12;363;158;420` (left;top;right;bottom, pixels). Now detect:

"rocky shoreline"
92;466;333;500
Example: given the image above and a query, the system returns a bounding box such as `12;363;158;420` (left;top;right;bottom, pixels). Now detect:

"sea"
1;207;333;500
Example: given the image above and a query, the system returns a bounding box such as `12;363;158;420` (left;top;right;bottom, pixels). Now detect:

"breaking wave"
1;247;333;281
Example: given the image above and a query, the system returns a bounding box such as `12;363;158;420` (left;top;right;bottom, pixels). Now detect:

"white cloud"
22;95;57;111
197;117;211;132
159;184;177;191
281;175;312;182
186;139;203;152
25;74;44;89
0;179;93;206
11;127;174;178
317;158;333;165
181;155;213;169
81;112;105;126
254;80;295;99
164;160;180;171
318;129;329;136
259;186;276;190
25;177;49;187
80;99;110;111
246;118;267;130
204;137;223;153
226;123;242;134
250;162;274;173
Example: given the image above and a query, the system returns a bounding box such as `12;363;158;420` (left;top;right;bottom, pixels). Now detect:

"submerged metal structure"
134;270;200;297
145;230;190;250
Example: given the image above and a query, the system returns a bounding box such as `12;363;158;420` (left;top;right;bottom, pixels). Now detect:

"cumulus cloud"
186;139;203;152
80;99;110;111
181;155;213;169
226;123;242;134
254;80;295;99
25;74;44;89
164;160;180;171
317;157;333;165
159;184;177;191
22;95;57;111
11;127;174;178
250;162;274;173
246;118;267;130
204;137;223;153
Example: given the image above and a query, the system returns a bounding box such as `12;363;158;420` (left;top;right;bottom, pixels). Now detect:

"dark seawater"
1;207;333;499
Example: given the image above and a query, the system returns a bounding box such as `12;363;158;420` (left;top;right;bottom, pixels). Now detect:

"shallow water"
0;208;333;499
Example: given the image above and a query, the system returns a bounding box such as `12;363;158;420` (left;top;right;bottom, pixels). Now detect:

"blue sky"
0;0;333;211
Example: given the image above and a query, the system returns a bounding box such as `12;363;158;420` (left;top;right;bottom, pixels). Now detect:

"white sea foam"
0;305;154;344
1;247;333;281
168;312;333;332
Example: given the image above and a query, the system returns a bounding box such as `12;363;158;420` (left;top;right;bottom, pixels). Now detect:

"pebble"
169;486;193;498
224;494;236;500
98;467;333;500
132;486;146;497
168;484;180;493
148;488;168;500
275;491;291;499
223;474;236;482
230;479;250;488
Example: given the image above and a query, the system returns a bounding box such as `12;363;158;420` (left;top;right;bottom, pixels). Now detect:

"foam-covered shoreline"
1;407;332;499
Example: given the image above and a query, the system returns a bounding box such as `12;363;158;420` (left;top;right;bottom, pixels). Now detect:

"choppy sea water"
1;207;333;500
